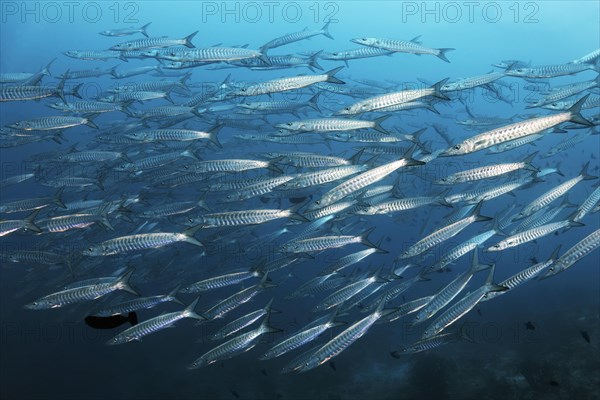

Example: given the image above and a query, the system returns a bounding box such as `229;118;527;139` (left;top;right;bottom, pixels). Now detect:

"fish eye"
87;247;93;252
286;122;293;126
32;302;37;306
361;38;367;41
344;107;350;111
453;145;461;150
315;200;320;205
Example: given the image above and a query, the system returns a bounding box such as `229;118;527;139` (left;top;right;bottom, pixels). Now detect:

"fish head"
436;176;452;185
505;67;529;76
187;358;207;369
63;50;79;57
124;131;146;141
355;206;378;215
276;122;300;131
105;335;130;346
441;142;469;156
542;102;566;111
111;43;134;51
27;298;60;309
334;107;352;116
82;245;102;257
114;162;134;172
9;121;30;130
24;300;48;310
351;37;377;46
486;243;504;252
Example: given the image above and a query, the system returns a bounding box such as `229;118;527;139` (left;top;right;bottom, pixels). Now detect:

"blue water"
1;1;599;399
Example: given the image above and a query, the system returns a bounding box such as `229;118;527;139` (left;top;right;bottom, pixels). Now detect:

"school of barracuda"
1;22;599;373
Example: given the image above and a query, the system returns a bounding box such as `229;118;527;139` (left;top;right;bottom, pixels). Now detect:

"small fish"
525;321;535;330
580;330;591;343
84;312;138;330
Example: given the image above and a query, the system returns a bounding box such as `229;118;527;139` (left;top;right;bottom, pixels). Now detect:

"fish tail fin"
484;264;508;292
469;248;491;273
402;143;426;167
308;50;324;71
431;78;450;100
325;67;345;84
307;92;321;112
565;211;585;228
207;124;223;148
140;22;151;38
372;115;390;134
521;151;540;172
287;202;309;222
182;225;204;247
260;314;283;334
408;127;427;144
321;21;334;40
567;94;592;126
267;158;284;174
185;296;206;320
24;209;42;233
197;191;211;212
258;53;272;65
579;161;598;180
56;73;67;103
117;269;140;296
436;48;454;63
52;186;67;209
349;148;365;165
374;237;389;254
109;64;120;78
359;227;379;249
425;102;440;114
41;58;56;76
436;189;453;207
471;201;493;222
260;273;278;289
264;297;281;314
548;245;562;262
128;312;139;326
459;323;475;343
84;113;100;129
167;285;185;305
163;91;175;104
70;83;83;99
97;204;115;231
183;31;198;48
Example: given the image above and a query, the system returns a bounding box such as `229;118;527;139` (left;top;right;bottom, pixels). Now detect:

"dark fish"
329;361;337;371
289;197;308;204
261;369;268;376
259;197;270;204
549;380;560;387
476;309;482;316
580;330;591;343
84;312;138;329
530;257;539;264
231;390;240;398
525;321;535;330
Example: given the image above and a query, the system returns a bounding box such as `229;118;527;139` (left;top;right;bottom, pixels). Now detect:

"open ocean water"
1;1;599;399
